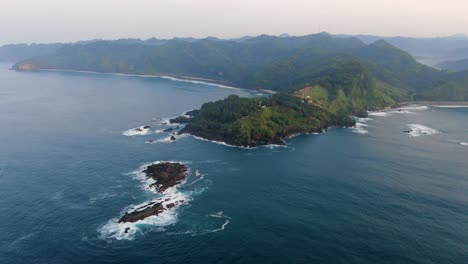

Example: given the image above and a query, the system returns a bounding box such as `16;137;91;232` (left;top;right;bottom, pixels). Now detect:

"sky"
1;0;467;45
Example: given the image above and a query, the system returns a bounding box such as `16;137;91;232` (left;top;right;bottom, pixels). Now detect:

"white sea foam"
398;105;429;111
368;111;389;117
37;68;247;91
357;117;373;123
406;124;439;137
265;144;288;149
188;134;257;149
99;161;194;240
351;122;369;135
156;136;176;144
194;212;231;235
100;189;189;240
431;105;468;108
99;203;179;241
389;110;414;114
460;142;468;146
122;126;152;136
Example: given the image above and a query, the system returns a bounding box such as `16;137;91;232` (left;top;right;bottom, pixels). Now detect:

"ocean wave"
357;117;373;122
368;111;389;117
99;200;180;241
187;134;257;149
122;126;152;136
406;124;439;137
265;144;288;149
38;68;246;91
168;211;231;237
389;110;414;114
460;142;468;146
351;122;369;135
431;105;468;108
398;105;429;111
99;161;197;241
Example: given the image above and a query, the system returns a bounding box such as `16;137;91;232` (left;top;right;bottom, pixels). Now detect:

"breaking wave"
99;192;185;241
352;122;369;135
398;105;429;111
368;111;389;117
406;124;439;137
122;126;152;136
431;105;468;108
99;161;198;241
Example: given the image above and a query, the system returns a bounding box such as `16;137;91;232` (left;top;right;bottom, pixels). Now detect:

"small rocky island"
144;162;188;193
118;162;188;224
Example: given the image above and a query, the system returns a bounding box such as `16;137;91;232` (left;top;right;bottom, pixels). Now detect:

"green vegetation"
180;94;354;147
14;33;468;102
437;59;468;72
11;34;468;145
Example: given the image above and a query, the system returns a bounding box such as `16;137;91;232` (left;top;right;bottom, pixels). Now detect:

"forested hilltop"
177;93;355;147
12;33;468;146
13;33;468;102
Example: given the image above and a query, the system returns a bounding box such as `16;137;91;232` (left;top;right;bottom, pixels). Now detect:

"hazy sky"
1;0;468;45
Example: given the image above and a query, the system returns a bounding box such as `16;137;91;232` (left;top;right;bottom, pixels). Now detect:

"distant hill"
437;58;468;72
336;34;468;66
12;33;468;102
0;43;63;63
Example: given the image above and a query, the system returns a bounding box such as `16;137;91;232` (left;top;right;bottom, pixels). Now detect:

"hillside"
178;93;355;147
337;33;468;65
0;43;63;62
437;59;468;72
12;34;468;102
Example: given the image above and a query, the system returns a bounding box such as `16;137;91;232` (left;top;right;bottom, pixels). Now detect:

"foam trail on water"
406;124;439;137
123;126;152;136
432;105;468;108
460;142;468;146
368;111;389;117
99;161;194;241
398;105;429;111
351;122;369;135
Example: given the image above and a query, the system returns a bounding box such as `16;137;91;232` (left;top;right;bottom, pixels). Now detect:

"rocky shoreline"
168;108;355;148
118;162;188;226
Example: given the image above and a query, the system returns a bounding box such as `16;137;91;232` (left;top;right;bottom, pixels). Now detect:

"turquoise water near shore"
1;63;468;263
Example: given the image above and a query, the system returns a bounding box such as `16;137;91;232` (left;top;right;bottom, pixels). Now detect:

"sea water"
1;64;468;263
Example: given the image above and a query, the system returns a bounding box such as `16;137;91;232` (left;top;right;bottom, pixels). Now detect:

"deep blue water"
1;63;468;264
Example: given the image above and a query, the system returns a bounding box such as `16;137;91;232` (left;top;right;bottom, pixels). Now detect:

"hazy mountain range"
0;32;466;104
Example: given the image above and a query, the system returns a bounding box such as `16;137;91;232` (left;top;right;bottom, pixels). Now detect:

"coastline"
398;101;468;107
13;67;276;94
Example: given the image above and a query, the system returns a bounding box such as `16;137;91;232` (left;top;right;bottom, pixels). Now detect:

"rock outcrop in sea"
118;162;188;224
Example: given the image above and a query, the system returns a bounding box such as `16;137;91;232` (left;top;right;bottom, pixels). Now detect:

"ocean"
1;63;467;263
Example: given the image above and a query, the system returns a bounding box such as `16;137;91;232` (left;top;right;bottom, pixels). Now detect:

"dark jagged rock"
143;126;151;129
163;126;180;132
184;109;200;117
117;162;189;224
354;109;369;118
124;227;131;233
403;130;412;133
170;136;176;141
170;116;192;124
118;198;187;223
118;202;165;223
144;162;188;193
